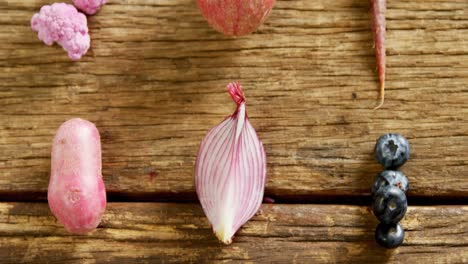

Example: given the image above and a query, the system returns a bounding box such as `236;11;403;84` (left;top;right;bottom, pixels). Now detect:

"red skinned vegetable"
196;0;275;36
370;0;386;109
195;82;267;244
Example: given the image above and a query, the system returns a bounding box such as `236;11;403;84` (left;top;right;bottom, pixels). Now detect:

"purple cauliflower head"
73;0;107;15
31;3;90;60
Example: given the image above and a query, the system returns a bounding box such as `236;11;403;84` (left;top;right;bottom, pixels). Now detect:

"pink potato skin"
48;118;106;234
196;0;276;36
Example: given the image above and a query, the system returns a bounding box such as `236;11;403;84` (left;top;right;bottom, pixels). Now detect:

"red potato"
196;0;275;36
370;0;386;109
48;118;106;234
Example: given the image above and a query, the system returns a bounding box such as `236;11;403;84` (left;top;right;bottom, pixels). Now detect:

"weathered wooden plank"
0;203;466;263
0;0;467;198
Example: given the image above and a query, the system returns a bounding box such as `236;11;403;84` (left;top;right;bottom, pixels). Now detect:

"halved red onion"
195;82;267;244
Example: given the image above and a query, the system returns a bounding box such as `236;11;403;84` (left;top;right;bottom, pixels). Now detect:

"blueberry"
373;186;407;224
372;170;409;196
374;133;410;169
375;223;405;249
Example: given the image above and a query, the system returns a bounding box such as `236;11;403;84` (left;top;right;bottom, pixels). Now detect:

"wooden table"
1;0;467;263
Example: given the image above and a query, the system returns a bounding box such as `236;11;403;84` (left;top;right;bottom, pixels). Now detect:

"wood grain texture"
0;203;466;263
1;0;467;198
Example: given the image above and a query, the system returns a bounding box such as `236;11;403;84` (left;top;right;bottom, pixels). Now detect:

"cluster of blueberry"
372;134;411;249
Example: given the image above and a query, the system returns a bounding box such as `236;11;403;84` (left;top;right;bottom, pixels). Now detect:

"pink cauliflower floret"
31;3;90;60
73;0;107;15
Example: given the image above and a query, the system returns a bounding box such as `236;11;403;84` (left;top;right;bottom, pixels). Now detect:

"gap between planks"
0;191;467;206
